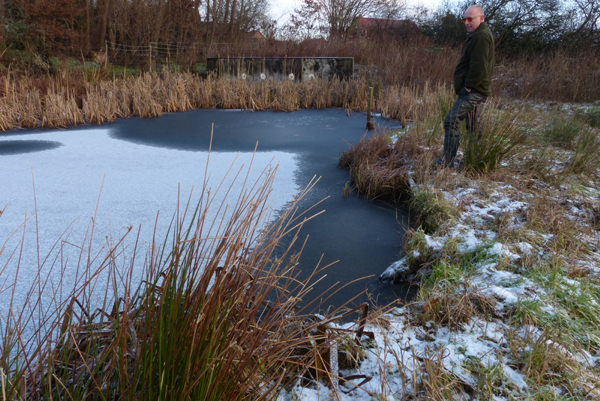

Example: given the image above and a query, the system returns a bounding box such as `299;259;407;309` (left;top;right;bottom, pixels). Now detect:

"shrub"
462;101;528;173
48;56;62;68
566;127;600;176
83;61;100;70
5;49;51;74
542;116;584;149
66;59;82;70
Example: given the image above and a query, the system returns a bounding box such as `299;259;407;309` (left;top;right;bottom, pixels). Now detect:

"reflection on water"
0;140;62;155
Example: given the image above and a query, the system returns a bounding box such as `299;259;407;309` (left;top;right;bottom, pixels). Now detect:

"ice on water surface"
0;127;300;320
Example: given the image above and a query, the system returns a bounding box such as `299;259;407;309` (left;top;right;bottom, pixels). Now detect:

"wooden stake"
366;86;375;130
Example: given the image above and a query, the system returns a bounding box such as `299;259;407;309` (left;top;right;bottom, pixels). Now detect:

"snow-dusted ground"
282;146;600;399
0;127;299;320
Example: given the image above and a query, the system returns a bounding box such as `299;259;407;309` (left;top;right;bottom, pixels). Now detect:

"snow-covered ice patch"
0;128;300;318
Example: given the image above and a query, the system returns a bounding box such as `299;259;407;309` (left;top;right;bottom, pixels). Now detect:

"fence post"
149;43;153;72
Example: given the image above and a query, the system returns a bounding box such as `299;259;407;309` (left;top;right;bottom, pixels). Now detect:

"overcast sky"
270;0;442;23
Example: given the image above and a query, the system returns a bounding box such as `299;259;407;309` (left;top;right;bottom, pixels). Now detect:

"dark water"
110;109;415;313
0;140;62;155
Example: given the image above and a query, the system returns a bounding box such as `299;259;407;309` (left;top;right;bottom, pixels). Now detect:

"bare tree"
292;0;405;39
201;0;269;41
470;0;569;51
570;0;600;34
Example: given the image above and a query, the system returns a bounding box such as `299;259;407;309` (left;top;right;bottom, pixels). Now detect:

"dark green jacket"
453;22;495;96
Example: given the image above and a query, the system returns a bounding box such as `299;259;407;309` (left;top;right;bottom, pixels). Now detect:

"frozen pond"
0;109;412;316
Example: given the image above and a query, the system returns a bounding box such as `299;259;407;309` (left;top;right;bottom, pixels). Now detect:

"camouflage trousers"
442;88;488;166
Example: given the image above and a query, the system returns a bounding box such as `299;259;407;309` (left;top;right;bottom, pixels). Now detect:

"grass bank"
336;87;600;399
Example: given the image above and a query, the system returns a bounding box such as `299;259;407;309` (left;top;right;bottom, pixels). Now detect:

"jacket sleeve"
464;34;492;90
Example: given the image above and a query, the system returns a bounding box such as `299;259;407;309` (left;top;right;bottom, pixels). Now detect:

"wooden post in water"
366;86;375;130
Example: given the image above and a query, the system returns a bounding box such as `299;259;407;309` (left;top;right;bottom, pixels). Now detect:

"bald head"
468;5;484;16
463;5;485;33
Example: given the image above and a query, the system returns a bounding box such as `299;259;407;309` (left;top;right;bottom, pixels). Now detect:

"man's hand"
465;87;472;93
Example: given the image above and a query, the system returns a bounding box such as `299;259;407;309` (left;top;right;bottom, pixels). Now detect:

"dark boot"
444;131;460;167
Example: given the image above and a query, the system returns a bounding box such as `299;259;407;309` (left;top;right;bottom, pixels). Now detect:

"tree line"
0;0;598;70
0;0;270;57
417;0;600;54
287;0;599;54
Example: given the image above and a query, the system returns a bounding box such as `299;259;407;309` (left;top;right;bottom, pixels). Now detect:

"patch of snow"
503;365;528;388
485;286;520;304
451;226;487;253
425;234;444;250
380;257;410;282
489;242;521;261
516;242;534;254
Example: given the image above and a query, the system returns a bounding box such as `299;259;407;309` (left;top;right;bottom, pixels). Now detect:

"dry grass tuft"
409;185;457;234
419;347;467;400
507;329;597;394
418;286;496;330
566;127;600;176
339;130;413;202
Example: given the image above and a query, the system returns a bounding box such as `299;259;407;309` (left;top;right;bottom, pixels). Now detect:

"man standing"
442;5;495;167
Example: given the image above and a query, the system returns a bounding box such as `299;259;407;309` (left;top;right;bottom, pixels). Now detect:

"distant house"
247;30;265;41
352;16;420;41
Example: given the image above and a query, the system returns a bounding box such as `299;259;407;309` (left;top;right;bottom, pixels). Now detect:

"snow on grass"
279;98;600;400
285;144;600;399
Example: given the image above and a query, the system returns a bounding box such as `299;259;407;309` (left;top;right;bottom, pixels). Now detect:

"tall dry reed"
0;160;349;400
494;49;600;102
0;41;453;131
0;72;394;131
2;41;599;132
